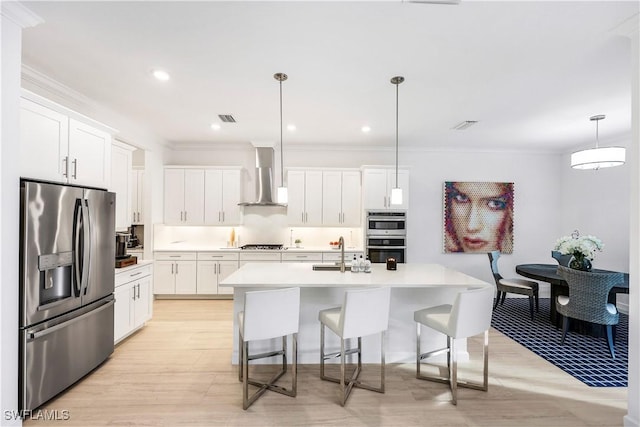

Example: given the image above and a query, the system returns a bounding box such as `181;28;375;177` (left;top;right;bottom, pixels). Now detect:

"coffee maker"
115;233;130;259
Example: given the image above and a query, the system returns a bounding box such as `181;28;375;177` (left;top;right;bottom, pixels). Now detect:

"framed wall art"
443;181;514;254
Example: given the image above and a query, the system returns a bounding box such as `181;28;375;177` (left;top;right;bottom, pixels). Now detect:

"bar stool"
318;287;391;406
238;287;300;410
414;286;494;405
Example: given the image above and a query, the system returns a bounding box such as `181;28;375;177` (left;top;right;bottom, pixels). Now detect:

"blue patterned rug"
490;298;628;387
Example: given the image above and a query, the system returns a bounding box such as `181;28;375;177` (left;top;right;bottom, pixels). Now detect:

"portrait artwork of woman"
444;181;514;254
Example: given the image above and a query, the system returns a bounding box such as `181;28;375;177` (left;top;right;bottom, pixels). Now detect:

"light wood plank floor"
26;300;627;426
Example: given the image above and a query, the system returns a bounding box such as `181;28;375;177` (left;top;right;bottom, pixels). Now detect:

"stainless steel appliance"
240;244;283;250
19;179;116;412
366;211;406;236
366;211;407;263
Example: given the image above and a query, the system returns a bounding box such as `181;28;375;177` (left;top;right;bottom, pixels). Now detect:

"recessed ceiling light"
361;126;371;133
210;123;221;131
287;124;296;131
152;69;170;81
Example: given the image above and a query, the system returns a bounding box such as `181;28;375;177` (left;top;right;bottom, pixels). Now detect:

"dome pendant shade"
571;114;625;170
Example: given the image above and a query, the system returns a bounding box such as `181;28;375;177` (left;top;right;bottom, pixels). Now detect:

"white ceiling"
20;1;638;152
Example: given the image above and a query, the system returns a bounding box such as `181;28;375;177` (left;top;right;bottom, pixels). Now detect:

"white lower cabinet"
281;252;322;263
114;263;153;344
196;252;239;295
239;252;281;267
154;252;197;294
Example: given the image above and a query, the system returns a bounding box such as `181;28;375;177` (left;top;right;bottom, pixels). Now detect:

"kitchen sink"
312;263;351;271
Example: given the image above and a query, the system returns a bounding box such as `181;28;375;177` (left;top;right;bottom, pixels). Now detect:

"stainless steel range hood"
238;146;287;207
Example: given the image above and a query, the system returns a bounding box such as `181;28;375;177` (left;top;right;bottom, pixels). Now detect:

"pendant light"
390;76;405;205
275;72;288;203
570;115;625;170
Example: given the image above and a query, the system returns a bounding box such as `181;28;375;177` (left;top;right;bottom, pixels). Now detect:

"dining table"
515;263;629;337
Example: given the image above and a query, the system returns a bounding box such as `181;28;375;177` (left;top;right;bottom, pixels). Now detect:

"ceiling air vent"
452;120;478;130
218;114;236;123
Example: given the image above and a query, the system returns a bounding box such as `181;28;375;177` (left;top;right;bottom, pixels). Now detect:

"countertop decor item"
553;230;603;271
294;238;301;248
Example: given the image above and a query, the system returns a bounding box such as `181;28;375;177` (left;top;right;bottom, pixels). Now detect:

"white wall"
1;3;41;425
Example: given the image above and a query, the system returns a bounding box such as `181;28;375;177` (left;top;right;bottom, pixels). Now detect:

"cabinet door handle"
222;211;225;222
132;287;136;301
184;211;187;222
62;156;69;178
136;283;140;299
171;263;174;274
214;263;217;275
72;158;78;179
175;263;179;274
218;211;221;222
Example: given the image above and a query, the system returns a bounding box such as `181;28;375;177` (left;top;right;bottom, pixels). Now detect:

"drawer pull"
129;272;142;277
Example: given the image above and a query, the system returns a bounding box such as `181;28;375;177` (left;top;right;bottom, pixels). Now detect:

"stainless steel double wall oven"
366;211;407;263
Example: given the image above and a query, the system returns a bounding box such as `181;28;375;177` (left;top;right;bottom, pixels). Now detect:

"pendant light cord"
395;81;399;188
279;79;284;187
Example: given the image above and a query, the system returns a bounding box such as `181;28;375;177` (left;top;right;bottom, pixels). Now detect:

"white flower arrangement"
553;231;604;261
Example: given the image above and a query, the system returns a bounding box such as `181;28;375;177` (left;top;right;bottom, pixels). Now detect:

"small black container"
386;257;397;270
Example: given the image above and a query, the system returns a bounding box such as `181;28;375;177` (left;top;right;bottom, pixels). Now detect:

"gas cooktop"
239;244;284;250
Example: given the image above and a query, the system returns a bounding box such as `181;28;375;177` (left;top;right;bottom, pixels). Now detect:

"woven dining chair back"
556;266;622;325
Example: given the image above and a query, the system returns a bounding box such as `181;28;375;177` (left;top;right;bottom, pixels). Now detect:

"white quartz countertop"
153;245;364;253
115;259;153;274
220;262;491;289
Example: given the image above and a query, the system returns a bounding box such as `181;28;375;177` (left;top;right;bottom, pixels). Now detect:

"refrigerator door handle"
80;199;92;296
73;199;83;297
27;299;115;341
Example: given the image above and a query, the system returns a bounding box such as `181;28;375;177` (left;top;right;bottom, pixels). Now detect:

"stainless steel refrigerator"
19;179;116;412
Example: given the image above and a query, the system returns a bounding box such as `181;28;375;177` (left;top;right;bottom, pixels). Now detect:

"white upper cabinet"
131;169;144;224
68;119;111;188
164;168;205;225
322;170;361;226
20;98;69;183
110;142;134;231
287;170;323;226
204;169;241;225
20;95;113;189
362;168;409;210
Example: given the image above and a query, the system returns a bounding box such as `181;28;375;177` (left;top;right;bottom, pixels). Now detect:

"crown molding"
1;2;43;29
611;12;640;38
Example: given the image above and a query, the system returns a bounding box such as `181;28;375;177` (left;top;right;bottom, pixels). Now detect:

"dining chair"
318;287;391;406
414;286;494;405
238;287;300;409
551;250;573;267
556;266;624;359
488;250;539;320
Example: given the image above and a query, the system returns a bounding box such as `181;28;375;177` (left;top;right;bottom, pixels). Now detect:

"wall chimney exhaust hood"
238;145;287;207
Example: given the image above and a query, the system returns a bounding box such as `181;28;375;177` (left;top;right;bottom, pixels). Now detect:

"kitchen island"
220;262;492;364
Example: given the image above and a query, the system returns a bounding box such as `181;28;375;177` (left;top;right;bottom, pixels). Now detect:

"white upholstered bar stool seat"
318;287;391;406
238;287;300;410
414;286;494;405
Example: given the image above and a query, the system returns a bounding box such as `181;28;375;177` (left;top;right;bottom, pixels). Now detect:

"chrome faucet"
339;236;345;273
